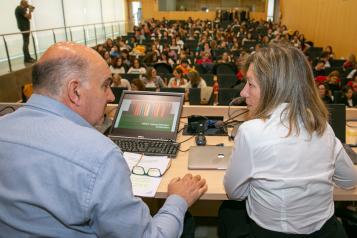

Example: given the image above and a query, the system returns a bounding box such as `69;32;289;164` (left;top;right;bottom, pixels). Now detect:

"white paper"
123;152;170;197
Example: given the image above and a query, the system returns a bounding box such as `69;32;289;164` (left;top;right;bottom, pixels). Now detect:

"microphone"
229;96;245;106
214;120;226;129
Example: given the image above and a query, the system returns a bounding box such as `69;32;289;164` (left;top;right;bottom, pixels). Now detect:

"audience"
168;68;187;88
112;73;131;90
91;16;355;109
127;58;146;74
142;67;166;90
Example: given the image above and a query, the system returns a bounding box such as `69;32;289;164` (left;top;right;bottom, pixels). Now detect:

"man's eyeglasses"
131;154;172;178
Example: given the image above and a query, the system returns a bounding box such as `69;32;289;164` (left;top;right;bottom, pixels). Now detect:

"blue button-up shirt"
0;94;187;237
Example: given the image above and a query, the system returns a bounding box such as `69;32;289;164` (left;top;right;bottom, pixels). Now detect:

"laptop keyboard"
113;138;179;157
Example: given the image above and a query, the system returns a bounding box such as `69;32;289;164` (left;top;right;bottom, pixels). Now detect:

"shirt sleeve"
89;148;188;238
224;127;254;200
333;139;357;189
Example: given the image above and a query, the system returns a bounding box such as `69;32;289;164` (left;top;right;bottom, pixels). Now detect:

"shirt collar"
25;94;93;128
269;103;290;119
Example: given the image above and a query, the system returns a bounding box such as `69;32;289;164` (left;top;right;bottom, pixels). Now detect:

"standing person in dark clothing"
15;0;36;63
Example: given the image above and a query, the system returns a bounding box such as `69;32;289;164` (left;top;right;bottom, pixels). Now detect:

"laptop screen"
109;91;184;140
326;104;346;143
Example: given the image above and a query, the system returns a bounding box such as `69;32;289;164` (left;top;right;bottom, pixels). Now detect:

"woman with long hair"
142;67;166;90
219;43;357;238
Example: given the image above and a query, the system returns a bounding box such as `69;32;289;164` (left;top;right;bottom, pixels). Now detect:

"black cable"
177;147;191;153
221;109;249;128
176;134;196;145
0;106;16;114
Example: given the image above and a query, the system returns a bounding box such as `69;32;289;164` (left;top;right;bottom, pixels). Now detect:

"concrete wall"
0;67;32;102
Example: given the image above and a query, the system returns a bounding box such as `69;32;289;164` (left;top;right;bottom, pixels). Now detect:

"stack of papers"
123;152;170;197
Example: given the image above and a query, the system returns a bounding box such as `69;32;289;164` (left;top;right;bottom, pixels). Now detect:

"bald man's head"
32;42;105;97
31;42;113;125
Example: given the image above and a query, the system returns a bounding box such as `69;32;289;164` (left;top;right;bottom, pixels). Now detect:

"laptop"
326;104;357;164
111;87;127;104
326;104;345;143
108;91;184;157
188;146;233;170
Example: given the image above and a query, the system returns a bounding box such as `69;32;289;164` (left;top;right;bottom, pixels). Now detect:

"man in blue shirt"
0;42;207;237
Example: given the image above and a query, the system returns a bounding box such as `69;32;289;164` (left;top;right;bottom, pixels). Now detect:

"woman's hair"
112;73;122;86
342;85;353;94
131;78;145;91
146;67;155;80
328;70;340;79
244;43;328;137
187;71;201;88
174;68;183;76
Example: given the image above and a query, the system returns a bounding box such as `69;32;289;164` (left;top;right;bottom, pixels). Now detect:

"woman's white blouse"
224;103;357;234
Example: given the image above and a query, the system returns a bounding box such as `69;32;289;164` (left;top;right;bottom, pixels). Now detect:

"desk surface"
155;127;357;201
105;104;357;201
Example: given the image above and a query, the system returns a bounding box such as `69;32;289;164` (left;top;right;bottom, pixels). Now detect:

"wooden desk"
105;104;357;201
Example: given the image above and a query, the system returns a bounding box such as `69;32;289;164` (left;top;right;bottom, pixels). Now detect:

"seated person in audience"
175;35;184;49
101;51;111;66
324;45;335;60
120;49;131;68
218;40;228;49
168;68;187;88
341;85;357;108
162;44;178;62
231;41;241;52
219;43;357;238
202;42;212;55
217;52;232;64
313;60;327;77
320;51;331;68
177;51;192;65
196;52;213;65
112;73;131;90
242;32;255;46
157;51;175;66
130;78;146;91
343;53;357;70
103;38;114;51
326;70;341;93
21;83;33;102
96;44;105;55
176;59;192;75
110;57;127;74
151;39;162;54
109;45;120;58
118;38;131;51
141;67;166;90
170;37;181;54
346;65;357;80
185;71;207;100
127;58;146;74
347;74;357;92
318;83;333;104
185;71;207;90
0;42;208;237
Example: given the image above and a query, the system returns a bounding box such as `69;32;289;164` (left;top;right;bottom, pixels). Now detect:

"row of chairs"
119;73;239;88
153;62;238;75
111;87;244;106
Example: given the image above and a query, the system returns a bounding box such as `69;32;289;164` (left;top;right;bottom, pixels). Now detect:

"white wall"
0;0;127;63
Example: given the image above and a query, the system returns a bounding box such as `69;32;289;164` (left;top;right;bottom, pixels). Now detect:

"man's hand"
167;174;207;207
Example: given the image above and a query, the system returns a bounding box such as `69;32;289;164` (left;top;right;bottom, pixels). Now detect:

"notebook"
108;91;184;156
188;146;233;170
326;104;345;143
